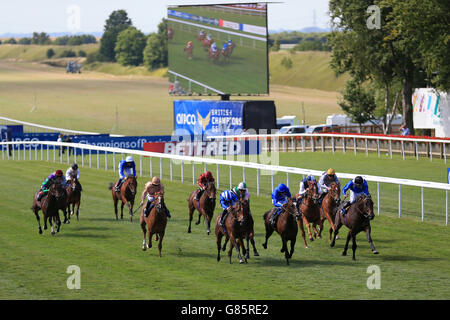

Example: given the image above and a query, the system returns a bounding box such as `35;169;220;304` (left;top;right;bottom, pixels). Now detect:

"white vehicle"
278;125;309;134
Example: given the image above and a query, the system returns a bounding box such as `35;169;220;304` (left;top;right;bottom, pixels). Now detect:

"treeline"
0;32;97;46
87;10;167;70
269;32;331;52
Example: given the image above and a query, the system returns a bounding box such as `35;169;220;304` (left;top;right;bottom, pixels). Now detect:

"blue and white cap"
126;156;134;162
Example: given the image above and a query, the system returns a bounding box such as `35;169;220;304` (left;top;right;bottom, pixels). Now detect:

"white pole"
321;136;324;152
389;140;392;159
421;187;424;222
113;152;116;172
81;148;84;167
444;143;447;164
331;137;335;154
342;137;346;154
192;161;195;185
446;190;448;226
377;182;380;215
286;172;290;190
365;139;368;157
216;163;219;189
415;142;419;160
401;141;405;160
353;137;357;156
181;160;184;183
377;139;380;157
430;143;433;162
97;152;99;169
104;152;107;171
243;167;246;182
257;168;260;196
398;184;402;218
89;149;91;168
229;165;232;189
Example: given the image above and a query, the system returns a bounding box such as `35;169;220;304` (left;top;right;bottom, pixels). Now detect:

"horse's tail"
108;182;114;190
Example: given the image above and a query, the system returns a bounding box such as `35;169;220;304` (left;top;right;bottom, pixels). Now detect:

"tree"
143;18;168;70
99;10;132;61
115;27;146;66
328;0;450;135
339;78;377;132
5;38;17;44
272;39;280;52
46;48;55;59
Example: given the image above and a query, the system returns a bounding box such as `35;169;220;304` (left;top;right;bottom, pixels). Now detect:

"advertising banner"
144;140;260;156
174;100;245;137
413;88;450;137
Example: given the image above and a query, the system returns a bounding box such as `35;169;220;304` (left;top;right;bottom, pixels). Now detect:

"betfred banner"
144;140;260;156
413;88;442;129
174;100;245;136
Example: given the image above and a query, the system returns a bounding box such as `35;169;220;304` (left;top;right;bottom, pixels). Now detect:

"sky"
0;0;331;35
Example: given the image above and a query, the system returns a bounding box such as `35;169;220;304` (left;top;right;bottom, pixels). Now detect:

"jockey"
341;176;370;215
194;171;215;202
37;169;65;201
65;163;82;190
270;183;291;226
199;29;205;37
140;176;171;218
297;175;318;207
222;42;228;53
318;168;341;203
206;34;211;41
186;40;193;49
115;156;136;192
236;181;250;201
218;188;239;229
211;42;217;53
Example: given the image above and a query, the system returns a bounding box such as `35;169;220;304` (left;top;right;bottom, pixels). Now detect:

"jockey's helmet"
238;182;247;190
205;171;213;179
278;183;288;193
72;163;78;170
151;176;161;186
55;170;63;177
327;168;335;175
233;186;239;195
306;175;315;181
126;156;134;162
354;176;363;186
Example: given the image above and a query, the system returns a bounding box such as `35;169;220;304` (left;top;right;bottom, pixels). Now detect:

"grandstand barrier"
1;140;448;226
208;133;450;162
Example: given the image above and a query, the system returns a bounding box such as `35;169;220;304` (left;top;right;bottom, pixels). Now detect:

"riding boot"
144;202;154;218
37;191;44;201
219;209;228;226
115;179;122;193
341;201;350;215
195;189;204;202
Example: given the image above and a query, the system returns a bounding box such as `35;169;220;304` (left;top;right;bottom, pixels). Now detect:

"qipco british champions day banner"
174;100;245;137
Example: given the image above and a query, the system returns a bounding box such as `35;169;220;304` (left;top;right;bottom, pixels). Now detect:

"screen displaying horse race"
167;3;268;96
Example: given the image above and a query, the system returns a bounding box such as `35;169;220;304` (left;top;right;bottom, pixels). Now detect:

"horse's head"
126;175;137;196
285;198;299;219
50;177;65;200
154;193;165;214
306;180;320;203
205;182;216;200
329;182;340;202
358;194;374;220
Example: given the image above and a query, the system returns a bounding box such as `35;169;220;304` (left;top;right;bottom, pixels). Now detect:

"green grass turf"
168;21;267;94
170;6;267;27
1;154;449;300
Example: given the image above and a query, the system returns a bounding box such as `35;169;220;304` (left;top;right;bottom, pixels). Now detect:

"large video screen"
167;3;268;96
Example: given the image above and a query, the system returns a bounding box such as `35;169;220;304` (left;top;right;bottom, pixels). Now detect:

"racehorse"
31;177;65;235
320;182;340;241
208;47;221;63
140;193;167;257
184;42;193;60
215;199;255;264
203;37;214;51
111;175;137;222
262;198;299;265
222;42;236;62
65;174;82;221
197;32;205;42
187;181;216;235
298;180;323;242
330;194;379;260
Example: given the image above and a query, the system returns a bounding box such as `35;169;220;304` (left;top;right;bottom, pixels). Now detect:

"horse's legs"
148;231;153;249
43;214;48;230
237;238;246;264
216;232;223;261
187;207;194;233
303;216;314;241
222;236;229;251
365;225;379;254
205;215;211;235
120;202;125;219
281;237;289;265
342;231;352;256
55;213;61;233
75;201;80;221
113;197;119;220
158;232;164;258
289;237;296;259
330;216;343;248
250;232;259;256
245;236;250;259
351;233;357;261
318;216;325;239
297;219;308;248
262;223;274;249
195;211;202;225
141;218;147;251
228;237;235;264
33;209;42;234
